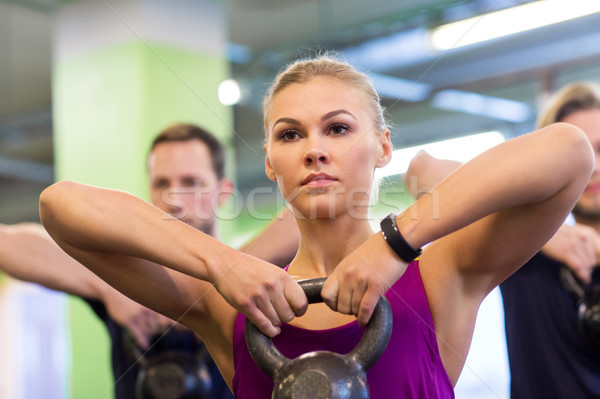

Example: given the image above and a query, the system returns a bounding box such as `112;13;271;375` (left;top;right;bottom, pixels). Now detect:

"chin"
572;203;600;221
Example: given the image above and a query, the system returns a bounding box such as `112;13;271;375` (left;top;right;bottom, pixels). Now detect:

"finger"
351;279;368;317
245;306;280;337
156;313;175;330
284;279;309;317
336;281;353;315
255;295;283;329
568;245;594;284
321;276;339;312
271;288;296;323
128;322;150;349
356;288;381;326
578;234;596;267
143;311;164;336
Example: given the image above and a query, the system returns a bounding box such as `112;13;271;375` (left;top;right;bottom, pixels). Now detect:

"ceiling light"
431;90;531;122
218;79;241;106
368;73;431;102
376;131;505;178
430;1;600;51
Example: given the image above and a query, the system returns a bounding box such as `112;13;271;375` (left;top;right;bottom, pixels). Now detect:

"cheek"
150;189;168;209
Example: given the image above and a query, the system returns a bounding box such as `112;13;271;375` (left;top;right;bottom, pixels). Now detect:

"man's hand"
103;291;176;349
542;223;600;284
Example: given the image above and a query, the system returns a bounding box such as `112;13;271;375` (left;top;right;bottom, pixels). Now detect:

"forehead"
562;108;600;146
148;140;215;177
266;76;370;127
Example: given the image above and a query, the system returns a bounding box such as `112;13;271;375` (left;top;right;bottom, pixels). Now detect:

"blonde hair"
263;55;387;135
537;82;600;128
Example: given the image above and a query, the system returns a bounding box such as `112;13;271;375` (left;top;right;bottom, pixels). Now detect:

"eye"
278;129;301;141
153;179;169;189
182;177;205;187
329;123;350;136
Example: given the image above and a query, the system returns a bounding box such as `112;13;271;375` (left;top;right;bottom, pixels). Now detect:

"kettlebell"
559;266;600;355
245;277;393;399
124;330;213;399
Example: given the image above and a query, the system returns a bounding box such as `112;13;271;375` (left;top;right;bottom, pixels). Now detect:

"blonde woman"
40;56;593;398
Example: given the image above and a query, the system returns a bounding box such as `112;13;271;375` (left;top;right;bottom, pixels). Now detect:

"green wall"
53;40;231;398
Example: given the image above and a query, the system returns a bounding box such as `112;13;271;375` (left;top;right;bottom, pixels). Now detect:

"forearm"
0;223;99;296
39;181;240;284
397;123;593;250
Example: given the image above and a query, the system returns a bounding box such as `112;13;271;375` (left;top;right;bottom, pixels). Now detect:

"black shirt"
500;253;600;398
83;298;233;399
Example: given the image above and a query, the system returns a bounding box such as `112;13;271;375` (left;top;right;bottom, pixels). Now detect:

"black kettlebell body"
125;329;213;399
273;350;369;399
136;350;212;399
245;278;393;399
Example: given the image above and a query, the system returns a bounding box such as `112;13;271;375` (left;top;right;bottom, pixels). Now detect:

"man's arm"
403;150;461;199
0;222;173;347
0;223;99;296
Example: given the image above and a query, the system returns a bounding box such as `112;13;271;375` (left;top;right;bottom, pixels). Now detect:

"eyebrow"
271;109;357;130
321;109;357;122
272;117;300;130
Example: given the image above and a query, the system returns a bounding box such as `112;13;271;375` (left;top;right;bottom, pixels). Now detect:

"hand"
214;253;308;337
542;223;600;284
104;291;175;349
321;232;408;326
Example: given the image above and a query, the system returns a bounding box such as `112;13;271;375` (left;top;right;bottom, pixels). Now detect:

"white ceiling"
2;0;600;221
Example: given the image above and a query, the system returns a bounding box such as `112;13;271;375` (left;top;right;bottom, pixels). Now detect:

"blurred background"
1;0;599;398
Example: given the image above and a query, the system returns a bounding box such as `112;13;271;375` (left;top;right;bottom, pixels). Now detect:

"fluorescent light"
368;73;431;102
376;131;505;178
430;1;600;51
431;90;531;122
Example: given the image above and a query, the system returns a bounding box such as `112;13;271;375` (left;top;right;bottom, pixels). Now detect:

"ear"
375;129;393;168
217;178;234;207
264;145;277;182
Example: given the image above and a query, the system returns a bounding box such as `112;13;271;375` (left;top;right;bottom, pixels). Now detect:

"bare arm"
239;206;299;267
323;123;592;383
0;223;100;296
403;150;461;199
0;222;175;348
324;123;593;320
39;183;307;339
404;147;600;284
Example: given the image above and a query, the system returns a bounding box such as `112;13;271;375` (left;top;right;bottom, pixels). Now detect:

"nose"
594;151;600;174
303;137;330;166
162;186;189;218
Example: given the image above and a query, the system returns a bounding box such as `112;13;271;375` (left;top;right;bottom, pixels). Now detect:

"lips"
302;172;337;187
584;183;600;194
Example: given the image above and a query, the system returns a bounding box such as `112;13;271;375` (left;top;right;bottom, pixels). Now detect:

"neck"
288;213;375;278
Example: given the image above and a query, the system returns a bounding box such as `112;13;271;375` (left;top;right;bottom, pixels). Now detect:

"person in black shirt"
0;123;299;398
404;82;600;398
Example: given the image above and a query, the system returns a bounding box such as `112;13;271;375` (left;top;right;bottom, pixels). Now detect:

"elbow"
404;150;431;193
552;122;594;176
39;180;77;233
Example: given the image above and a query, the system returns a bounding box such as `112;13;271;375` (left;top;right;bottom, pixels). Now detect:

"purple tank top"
232;260;454;398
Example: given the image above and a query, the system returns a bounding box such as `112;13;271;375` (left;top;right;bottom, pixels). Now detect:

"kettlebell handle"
245;277;393;379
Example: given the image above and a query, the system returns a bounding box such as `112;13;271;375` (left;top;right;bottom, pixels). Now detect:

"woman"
40;56;593;398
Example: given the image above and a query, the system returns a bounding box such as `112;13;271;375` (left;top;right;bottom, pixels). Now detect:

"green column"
52;1;232;397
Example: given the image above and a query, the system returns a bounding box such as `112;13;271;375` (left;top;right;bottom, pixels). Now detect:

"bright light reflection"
430;1;600;51
376;131;505;178
218;79;241;106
